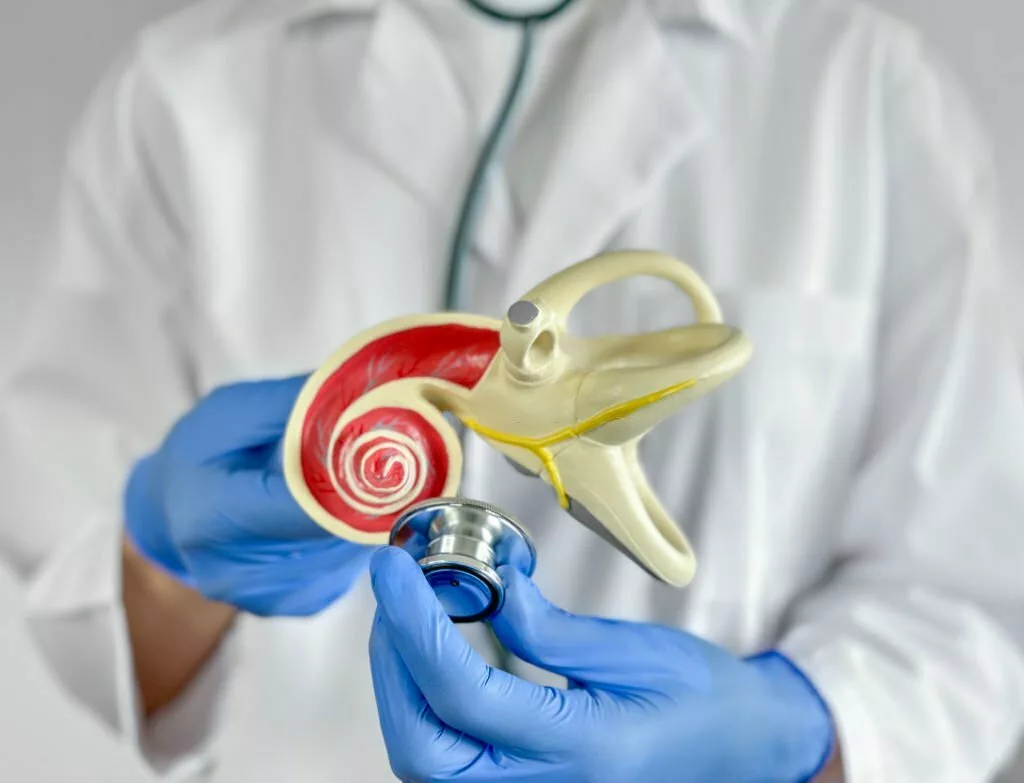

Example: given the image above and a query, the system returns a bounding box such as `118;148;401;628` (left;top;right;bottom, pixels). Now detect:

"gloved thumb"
167;374;310;465
491;566;712;692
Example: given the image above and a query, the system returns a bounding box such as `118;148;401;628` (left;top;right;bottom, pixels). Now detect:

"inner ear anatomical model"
283;250;752;586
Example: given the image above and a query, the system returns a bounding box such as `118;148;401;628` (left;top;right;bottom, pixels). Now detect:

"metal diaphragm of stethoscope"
403;0;575;622
390;497;538;622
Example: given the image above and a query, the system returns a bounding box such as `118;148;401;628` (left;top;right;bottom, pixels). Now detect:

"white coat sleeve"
0;56;231;779
777;32;1024;783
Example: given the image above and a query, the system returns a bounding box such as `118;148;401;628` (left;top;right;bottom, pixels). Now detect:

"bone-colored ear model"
284;250;752;586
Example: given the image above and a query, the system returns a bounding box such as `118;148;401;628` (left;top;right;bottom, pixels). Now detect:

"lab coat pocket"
713;286;872;437
640;284;875;520
727;287;877;579
629;285;875;612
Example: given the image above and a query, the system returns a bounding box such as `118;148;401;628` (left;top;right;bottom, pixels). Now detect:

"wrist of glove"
125;452;191;583
123;376;374;616
370;546;834;783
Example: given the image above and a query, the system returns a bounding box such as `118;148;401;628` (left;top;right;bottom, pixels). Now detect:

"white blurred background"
0;1;1021;780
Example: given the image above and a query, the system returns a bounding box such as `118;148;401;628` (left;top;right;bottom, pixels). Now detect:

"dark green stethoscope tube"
443;0;578;311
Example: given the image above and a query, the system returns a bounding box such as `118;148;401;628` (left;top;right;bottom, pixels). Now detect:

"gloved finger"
193;540;373;615
209;470;335;540
492;523;536;577
370;547;577;751
124;454;191;578
369;613;489;782
491;566;711;693
167;375;309;464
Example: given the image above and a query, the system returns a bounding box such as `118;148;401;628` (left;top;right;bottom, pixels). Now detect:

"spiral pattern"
327;410;433;517
338;435;423;509
291;322;502;539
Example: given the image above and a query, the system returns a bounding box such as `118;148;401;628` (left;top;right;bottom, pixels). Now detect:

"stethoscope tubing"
461;0;576;24
443;0;577;311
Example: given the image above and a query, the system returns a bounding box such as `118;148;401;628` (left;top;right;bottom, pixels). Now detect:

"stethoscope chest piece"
390;497;537;623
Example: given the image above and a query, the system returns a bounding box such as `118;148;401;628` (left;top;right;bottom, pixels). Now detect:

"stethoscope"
442;0;577;312
390;0;577;623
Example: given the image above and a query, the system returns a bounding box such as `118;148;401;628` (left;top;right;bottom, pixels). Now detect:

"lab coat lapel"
505;0;709;295
323;0;476;229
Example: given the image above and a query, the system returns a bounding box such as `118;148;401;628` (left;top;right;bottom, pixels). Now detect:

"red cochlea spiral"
299;323;500;535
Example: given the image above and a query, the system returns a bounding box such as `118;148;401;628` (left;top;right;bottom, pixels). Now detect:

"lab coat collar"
243;0;767;48
649;0;770;48
280;0;725;283
307;0;479;227
502;0;710;296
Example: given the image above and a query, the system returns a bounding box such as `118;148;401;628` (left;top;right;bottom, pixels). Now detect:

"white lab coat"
2;0;1024;780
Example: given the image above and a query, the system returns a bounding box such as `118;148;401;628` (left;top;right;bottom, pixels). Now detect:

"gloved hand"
124;375;373;616
369;546;835;783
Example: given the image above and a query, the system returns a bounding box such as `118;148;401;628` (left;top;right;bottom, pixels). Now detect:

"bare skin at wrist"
121;538;237;717
813;738;845;782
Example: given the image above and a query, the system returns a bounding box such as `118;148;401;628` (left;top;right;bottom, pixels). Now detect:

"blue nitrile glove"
369;546;834;783
124;375;373;616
